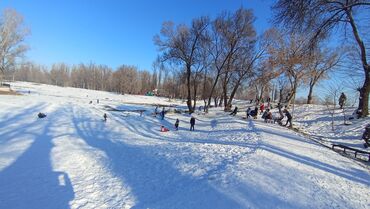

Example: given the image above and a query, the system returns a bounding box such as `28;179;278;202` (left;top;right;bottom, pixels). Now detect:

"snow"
0;81;369;209
293;104;370;152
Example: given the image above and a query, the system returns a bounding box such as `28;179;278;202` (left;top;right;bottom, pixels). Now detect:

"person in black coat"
175;119;180;131
230;106;238;116
190;116;195;131
161;107;165;120
283;109;292;127
103;113;107;122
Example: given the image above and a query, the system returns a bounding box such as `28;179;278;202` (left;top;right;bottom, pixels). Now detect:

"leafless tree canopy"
273;0;370;116
0;8;29;76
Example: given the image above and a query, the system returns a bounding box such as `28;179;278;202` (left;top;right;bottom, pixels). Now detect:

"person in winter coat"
38;112;47;118
246;107;251;119
190;116;195;131
250;107;258;119
230;106;238;116
339;92;347;109
175;119;180;130
362;124;370;148
260;103;265;114
283;109;292;127
103;113;107;122
160;125;169;132
161;107;165;120
263;109;272;123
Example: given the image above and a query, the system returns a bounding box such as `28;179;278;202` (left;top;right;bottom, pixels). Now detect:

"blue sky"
0;0;273;71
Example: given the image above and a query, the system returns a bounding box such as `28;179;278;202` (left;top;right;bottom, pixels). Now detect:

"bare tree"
306;48;341;104
0;9;29;80
154;17;210;113
268;30;309;106
206;8;256;111
273;0;370;116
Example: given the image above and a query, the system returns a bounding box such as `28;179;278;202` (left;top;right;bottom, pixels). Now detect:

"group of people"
221;100;294;128
162;116;195;132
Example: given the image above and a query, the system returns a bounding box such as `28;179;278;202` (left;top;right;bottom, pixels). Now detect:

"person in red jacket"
260;103;265;114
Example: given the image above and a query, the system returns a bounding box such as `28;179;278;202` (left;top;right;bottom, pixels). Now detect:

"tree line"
1;1;369;117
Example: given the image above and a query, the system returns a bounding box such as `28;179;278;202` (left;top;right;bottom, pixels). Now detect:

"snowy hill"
0;81;369;209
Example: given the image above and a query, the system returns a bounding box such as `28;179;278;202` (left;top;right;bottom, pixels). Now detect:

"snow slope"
293;104;369;152
0;82;369;209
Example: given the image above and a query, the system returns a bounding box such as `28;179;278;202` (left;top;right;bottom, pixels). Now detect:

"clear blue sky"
0;0;273;71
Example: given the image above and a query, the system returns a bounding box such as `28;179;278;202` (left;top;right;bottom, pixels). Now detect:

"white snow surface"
0;81;369;209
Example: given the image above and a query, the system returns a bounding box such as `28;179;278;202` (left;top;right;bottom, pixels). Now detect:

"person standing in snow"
283;109;292;127
161;107;165;120
339;92;347;109
260;103;265;115
155;106;159;115
175;119;179;130
103;113;107;122
246;107;251;119
190;116;195;131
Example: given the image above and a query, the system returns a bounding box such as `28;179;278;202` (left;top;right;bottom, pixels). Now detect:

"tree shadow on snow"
71;110;246;209
0;108;75;209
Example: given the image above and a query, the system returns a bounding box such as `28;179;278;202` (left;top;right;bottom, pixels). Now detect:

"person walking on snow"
283;109;292;128
175;119;179;130
339;92;347;109
190;116;195;131
103;113;107;122
161;107;165;120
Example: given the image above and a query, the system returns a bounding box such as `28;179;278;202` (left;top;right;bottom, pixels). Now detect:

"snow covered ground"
293;104;369;152
0;81;369;209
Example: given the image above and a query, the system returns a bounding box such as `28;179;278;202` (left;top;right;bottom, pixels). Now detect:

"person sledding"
249;107;258;119
230;106;238;116
262;109;272;123
38;112;47;118
160;125;169;132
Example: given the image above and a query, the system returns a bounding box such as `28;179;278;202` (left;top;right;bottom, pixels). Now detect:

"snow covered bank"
0;82;369;209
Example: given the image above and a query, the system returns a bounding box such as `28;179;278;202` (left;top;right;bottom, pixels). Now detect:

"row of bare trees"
1;4;368;117
154;2;369;117
155;8;264;112
8;62;157;95
154;8;345;114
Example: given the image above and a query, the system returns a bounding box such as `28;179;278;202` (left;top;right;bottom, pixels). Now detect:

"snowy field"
0;82;369;209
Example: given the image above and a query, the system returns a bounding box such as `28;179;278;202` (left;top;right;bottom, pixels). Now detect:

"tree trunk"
226;80;241;108
207;73;221;111
219;95;223;107
222;82;229;111
279;88;283;103
307;84;314;104
186;65;193;113
192;82;198;111
358;65;370;117
214;97;218;107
